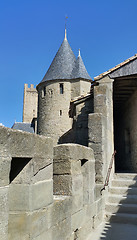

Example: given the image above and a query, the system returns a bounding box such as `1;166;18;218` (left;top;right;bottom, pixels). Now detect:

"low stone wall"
0;126;53;240
0;127;106;240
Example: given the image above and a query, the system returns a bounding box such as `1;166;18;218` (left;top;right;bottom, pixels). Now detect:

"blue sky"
1;0;137;127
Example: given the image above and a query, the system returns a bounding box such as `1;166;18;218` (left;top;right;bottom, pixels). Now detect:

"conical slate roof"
41;37;76;82
71;50;92;80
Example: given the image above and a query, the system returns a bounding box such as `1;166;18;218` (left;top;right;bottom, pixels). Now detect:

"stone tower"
37;30;92;145
23;84;38;123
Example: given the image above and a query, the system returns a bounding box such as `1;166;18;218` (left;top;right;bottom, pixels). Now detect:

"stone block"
0;157;11;186
72;193;83;214
32;163;53;183
94;184;104;200
0;187;9;240
53;160;81;175
34;215;71;240
72;174;83;194
76;219;94;240
71;209;85;232
54;144;94;162
51;217;71;240
8;212;30;240
32;227;52;240
9;184;30;211
94;84;108;96
0;126;53;163
9;130;35;158
33;135;53;159
0;211;8;240
67;232;75;240
53;175;72;195
0;127;10;152
52;196;72;226
9;180;53;211
95;197;105;215
94;94;106;107
88;113;103;143
32;156;52;176
84;203;96;222
29;206;53;238
88;142;102;153
30;180;53;210
0;186;9;212
93;210;104;229
89;187;95;204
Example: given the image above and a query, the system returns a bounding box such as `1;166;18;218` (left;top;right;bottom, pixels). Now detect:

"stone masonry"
23;84;38;123
0;126;107;240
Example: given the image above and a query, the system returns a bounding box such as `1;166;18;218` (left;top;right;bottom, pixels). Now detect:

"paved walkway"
87;222;137;240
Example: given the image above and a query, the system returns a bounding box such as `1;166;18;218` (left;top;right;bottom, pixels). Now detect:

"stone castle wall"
88;76;114;184
37;80;73;146
23;84;38;123
0;126;107;240
37;79;91;146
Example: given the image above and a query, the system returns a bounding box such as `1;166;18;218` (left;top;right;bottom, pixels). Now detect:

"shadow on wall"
9;157;31;183
59;98;93;146
94;175;137;240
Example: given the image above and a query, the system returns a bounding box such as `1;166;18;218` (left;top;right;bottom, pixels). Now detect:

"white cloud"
0;123;4;126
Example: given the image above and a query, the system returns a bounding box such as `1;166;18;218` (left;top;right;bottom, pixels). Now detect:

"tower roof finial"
78;48;81;57
65;16;68;40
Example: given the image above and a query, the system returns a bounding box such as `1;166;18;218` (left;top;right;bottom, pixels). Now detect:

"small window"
60;110;62;116
60;83;64;94
42;87;46;98
44;87;46;96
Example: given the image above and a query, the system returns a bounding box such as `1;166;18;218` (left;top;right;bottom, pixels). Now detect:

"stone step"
105;212;137;225
114;173;137;180
111;179;137;188
109;187;137;195
106;203;137;214
108;194;137;205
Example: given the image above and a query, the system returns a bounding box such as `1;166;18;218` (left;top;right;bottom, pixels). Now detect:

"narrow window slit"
60;83;64;94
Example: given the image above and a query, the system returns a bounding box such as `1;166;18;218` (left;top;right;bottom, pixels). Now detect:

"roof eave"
94;54;137;81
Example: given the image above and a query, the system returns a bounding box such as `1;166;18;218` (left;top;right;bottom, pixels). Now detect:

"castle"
1;29;137;239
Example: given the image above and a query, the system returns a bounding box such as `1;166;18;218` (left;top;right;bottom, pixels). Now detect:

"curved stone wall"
37;80;72;145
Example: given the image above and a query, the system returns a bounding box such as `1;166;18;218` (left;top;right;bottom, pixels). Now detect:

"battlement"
24;83;37;92
23;83;38;123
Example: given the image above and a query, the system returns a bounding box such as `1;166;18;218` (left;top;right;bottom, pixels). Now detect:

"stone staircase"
105;173;137;224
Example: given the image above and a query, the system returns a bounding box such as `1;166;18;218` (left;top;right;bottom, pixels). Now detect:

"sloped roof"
12;122;34;133
94;54;137;80
41;38;76;82
71;52;92;81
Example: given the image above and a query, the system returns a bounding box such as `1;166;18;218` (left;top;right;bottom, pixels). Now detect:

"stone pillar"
88;76;114;184
53;144;95;239
88;113;105;183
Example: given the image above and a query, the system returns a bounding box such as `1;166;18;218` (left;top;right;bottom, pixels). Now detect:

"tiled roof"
70;93;91;104
94;54;137;80
71;52;92;81
41;38;76;82
12;122;34;133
